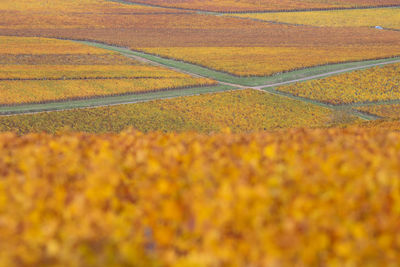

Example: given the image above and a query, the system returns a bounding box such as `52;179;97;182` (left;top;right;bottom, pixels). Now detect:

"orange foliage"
277;63;400;105
140;46;400;76
1;0;399;76
0;78;215;106
1;3;400;49
358;119;400;130
233;8;400;29
0;90;353;134
1;128;400;266
0;36;107;55
0;36;216;105
128;0;400;12
0;65;192;80
356;104;400;119
1;7;399;78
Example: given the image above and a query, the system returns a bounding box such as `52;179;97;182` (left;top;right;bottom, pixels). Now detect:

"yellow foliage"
0;36;107;55
234;8;400;29
0;65;192;80
125;0;400;12
0;0;165;13
0;128;400;265
277;63;400;104
358;119;400;130
356;104;400;119
0;0;181;30
140;47;400;76
0;36;216;105
0;78;215;105
0;90;358;134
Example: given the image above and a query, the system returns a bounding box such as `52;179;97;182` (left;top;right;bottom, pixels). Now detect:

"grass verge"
0;85;234;115
75;40;400;87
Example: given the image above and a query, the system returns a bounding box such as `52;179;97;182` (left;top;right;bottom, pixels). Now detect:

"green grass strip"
75;40;400;87
0;85;234;115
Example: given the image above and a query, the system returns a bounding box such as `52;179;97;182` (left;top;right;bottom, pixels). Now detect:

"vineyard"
0;0;399;266
1;128;400;266
3;13;400;48
0;36;216;105
0;65;193;80
0;36;107;55
0;78;216;106
1;0;400;72
0;0;172;14
125;0;400;12
1;0;400;87
359;119;400;130
356;104;400;119
0;54;146;66
276;63;400;105
0;90;355;134
140;46;400;76
234;8;400;29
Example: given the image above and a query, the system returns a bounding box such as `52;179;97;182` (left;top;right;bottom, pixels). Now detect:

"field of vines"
0;54;146;66
2;0;400;70
359;119;400;130
0;90;357;134
277;63;400;105
0;0;172;14
0;0;400;266
0;65;193;80
233;8;400;29
140;46;400;76
1;128;400;266
2;12;400;48
0;78;216;106
1;0;399;81
126;0;400;12
0;36;216;105
0;36;107;55
356;104;400;119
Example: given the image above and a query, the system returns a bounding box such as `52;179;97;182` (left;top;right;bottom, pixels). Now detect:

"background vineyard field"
0;36;216;105
233;8;400;29
123;0;400;12
1;1;400;79
139;46;400;77
276;63;400;105
356;104;400;119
